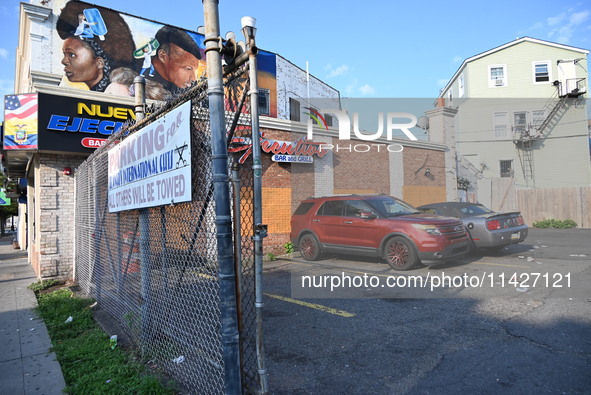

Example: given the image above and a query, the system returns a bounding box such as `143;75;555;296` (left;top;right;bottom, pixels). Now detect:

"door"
340;200;379;249
310;200;345;246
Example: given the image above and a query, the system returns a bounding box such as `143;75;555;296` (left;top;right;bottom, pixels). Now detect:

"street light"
241;16;256;42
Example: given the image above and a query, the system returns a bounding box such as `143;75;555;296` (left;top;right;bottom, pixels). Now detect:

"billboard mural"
3;94;39;150
52;0;277;116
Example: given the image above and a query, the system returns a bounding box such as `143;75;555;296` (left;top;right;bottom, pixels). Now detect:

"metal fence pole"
134;76;153;349
202;1;242;393
244;20;270;393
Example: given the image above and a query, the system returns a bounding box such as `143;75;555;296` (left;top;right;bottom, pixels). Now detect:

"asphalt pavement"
263;228;591;393
0;236;66;395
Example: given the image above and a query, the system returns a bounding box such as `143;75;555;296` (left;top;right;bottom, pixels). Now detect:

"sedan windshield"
365;197;420;217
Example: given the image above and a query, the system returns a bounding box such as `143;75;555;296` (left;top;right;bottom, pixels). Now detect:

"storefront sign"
107;101;191;212
37;93;135;153
229;132;327;164
272;154;313;163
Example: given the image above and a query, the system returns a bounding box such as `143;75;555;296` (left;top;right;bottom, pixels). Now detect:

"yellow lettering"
113;107;127;119
77;102;135;120
77;102;94;115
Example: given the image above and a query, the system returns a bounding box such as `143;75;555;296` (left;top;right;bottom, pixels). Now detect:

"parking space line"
265;293;355;318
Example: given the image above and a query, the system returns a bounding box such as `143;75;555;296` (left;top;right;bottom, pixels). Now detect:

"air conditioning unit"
495;78;504;86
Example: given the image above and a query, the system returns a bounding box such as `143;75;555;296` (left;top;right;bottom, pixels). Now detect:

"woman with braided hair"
56;1;136;93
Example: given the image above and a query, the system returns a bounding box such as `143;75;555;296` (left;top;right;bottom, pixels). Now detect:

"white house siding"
467;41;588;98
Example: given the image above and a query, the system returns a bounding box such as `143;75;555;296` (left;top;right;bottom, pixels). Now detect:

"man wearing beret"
148;25;204;93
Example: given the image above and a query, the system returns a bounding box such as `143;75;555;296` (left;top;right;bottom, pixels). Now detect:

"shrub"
532;219;577;229
283;241;294;254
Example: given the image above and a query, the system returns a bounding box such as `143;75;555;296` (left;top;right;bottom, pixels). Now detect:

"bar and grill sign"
107;101;192;212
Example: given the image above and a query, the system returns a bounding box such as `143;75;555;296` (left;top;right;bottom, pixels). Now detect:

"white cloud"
358;84;375;96
544;8;590;44
569;10;590;24
452;56;463;64
547;12;566;26
0;48;8;59
437;78;449;87
326;64;349;78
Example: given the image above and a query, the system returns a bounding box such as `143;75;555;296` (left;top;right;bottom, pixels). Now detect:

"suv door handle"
343;221;353;224
312;219;320;222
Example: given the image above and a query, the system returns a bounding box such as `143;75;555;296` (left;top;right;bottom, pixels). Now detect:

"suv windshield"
365;197;420;217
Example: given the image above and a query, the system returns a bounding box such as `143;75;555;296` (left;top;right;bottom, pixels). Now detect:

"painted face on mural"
61;37;104;88
157;43;202;89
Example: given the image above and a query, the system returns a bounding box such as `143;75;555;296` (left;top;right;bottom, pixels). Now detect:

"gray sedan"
417;202;528;249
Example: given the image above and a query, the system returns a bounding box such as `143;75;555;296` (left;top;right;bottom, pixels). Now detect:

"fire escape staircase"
512;77;586;184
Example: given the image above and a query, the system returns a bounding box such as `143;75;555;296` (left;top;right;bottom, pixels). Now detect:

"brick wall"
333;138;391;195
35;154;86;279
402;147;446;206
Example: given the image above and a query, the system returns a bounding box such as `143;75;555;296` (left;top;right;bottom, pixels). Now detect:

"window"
532;110;545;127
448;89;453;104
493;112;508;138
513;112;527;135
289;98;300;122
324;114;333;127
533;61;551;83
459;74;465;97
293;202;314;216
344;200;375;217
500;160;513;178
258;88;270;115
318;200;343;216
489;64;506;87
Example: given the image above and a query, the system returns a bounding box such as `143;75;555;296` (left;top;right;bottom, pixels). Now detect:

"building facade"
437;37;590;208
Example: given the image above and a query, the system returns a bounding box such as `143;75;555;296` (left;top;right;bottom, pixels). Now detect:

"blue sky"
1;0;590;115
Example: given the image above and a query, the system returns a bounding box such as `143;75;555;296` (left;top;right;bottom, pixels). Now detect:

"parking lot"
263;228;591;393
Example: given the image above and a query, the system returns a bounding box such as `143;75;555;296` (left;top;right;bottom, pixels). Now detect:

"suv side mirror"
359;212;377;220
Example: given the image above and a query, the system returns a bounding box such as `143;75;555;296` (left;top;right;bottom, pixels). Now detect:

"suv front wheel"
383;237;419;271
299;234;322;261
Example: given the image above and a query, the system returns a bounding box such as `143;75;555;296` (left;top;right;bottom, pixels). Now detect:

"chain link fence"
74;65;262;394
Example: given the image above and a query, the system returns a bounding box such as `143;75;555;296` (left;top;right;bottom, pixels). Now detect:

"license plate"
511;232;520;240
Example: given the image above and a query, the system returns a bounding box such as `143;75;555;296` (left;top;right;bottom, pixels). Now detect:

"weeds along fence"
74;66;262;394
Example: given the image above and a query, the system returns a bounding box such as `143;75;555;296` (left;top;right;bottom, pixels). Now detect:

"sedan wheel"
299;234;322;261
384;237;418;271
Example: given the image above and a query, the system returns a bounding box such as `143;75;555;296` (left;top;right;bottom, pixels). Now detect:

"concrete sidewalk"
0;236;66;394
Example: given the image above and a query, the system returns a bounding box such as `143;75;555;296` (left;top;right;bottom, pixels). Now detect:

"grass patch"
28;278;61;293
36;288;174;395
532;219;577;229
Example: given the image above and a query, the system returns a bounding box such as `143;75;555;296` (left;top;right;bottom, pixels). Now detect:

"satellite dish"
197;26;205;35
416;116;429;131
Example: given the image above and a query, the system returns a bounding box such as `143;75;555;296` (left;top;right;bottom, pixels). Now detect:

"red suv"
290;195;471;270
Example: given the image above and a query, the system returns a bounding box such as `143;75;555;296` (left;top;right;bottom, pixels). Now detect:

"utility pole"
202;1;242;393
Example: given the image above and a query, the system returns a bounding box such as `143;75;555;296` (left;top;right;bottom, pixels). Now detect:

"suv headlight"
411;223;442;235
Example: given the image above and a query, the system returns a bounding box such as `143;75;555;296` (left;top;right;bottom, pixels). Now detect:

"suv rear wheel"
384;237;418;271
299;234;322;261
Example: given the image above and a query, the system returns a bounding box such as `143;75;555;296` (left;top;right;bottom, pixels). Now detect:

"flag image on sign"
4;94;38;150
